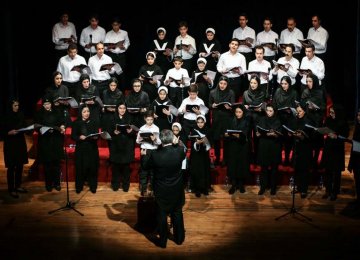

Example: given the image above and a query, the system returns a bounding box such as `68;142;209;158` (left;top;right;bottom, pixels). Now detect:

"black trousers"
157;205;185;247
111;163;131;190
7;164;23;192
324;170;341;195
43;161;61;188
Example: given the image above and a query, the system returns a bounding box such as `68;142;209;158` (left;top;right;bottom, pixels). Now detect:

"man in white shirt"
307;15;329;62
217;39;247;101
104;17;130;90
80;14;106;59
57;43;87;97
256;17;278;63
232;13;256;66
279;17;304;61
52;12;77;66
174;21;197;74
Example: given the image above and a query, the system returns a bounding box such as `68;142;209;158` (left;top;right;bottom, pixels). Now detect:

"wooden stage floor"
1;137;360;259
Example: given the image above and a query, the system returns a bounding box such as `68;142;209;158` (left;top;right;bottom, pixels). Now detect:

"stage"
0;179;359;258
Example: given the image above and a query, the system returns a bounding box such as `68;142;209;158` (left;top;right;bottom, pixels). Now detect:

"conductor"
141;129;186;248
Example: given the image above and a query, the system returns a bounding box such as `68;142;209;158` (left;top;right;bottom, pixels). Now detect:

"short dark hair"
160;129;174;145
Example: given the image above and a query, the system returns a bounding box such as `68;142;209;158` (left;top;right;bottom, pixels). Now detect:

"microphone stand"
275;139;311;221
89;34;93;60
48;145;84;216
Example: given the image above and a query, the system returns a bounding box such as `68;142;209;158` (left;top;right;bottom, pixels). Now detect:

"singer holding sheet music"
71;105;99;194
45;71;71;126
104;17;130;89
173;21;196;73
109;103;136;192
321;105;349;201
288;103;312;198
35;96;66;192
256;18;278;63
224;104;250;194
56;43;87;98
2;100;29;198
79;14;105;56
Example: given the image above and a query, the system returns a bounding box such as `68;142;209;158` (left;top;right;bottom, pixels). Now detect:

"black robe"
109;112;135;164
151;97;174;131
138;63;163;102
75;84;101;128
197;38;222;72
150;38;174;74
225;116;250;180
125;90;150;128
191;68;213;106
2;110;28;167
35;108;65;163
101;88;124;132
257;114;282;166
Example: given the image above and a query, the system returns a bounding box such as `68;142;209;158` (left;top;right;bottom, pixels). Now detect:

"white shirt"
165;68;190;88
247;59;272;84
256;30;279;57
178;97;206;121
279;27;304;54
174;34;197;60
136;124;161;149
300;55;325;85
217;51;247;78
80;26;106;53
232;26;256;53
57;54;87;83
88;53;113;81
104;29;130;54
271;56;299;85
52;22;77;50
307;26;329;54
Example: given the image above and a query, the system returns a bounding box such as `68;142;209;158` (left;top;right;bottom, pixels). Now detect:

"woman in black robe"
188;115;211;197
45;71;71;126
101;77;124;133
151;86;174;131
209;76;235;165
149;27;173;74
35;96;65;192
138;52;164;102
256;104;282;195
321;104;349;200
109;102;136;192
301;74;326;170
125;78;150;128
243;75;266;164
2;100;29;198
75;74;101;129
287;103;312;198
348;109;360;206
224;104;250;194
272;76;298;165
71;105;99;194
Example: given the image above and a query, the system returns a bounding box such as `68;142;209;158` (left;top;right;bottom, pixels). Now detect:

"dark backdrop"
2;1;358;119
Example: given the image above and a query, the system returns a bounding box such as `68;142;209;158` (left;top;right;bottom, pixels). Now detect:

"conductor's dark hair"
160;129;174;145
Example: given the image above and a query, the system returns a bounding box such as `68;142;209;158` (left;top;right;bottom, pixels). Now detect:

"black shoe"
258;188;265;195
112;186;119;191
228;186;236;195
322;193;329;199
239;185;246;193
90;188;97;194
122;187;129;192
270;189;276;195
301;192;307;199
203;191;209;196
141;190;146;196
16;187;28;193
9;191;19;199
46;186;53;192
54;185;61;191
76;188;83;194
195;192;201;198
330;194;337;201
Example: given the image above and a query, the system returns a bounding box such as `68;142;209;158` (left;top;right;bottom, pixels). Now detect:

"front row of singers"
2;82;360;204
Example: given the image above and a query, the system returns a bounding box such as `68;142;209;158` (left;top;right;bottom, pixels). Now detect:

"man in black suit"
141;129;186;248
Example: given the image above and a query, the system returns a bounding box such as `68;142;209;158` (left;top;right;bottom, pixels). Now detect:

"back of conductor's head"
160;129;174;145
